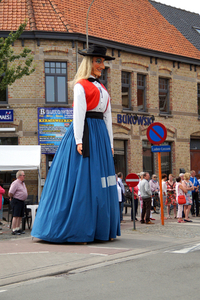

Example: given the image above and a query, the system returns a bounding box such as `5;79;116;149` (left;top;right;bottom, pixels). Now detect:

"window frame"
142;140;172;177
45;61;68;104
0;75;8;104
159;77;169;114
137;73;146;111
113;139;127;177
99;67;108;89
198;83;200;117
121;71;131;109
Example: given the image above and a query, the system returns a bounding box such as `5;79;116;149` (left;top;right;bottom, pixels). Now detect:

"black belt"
82;112;103;158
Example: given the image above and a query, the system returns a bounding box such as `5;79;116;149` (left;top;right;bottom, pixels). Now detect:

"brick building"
1;0;200;199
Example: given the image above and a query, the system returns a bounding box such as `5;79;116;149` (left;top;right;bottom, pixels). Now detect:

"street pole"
132;189;136;230
86;0;96;49
158;151;164;225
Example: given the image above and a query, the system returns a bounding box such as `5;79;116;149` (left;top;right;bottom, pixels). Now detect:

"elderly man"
149;174;160;214
8;170;28;235
140;172;154;224
190;170;199;217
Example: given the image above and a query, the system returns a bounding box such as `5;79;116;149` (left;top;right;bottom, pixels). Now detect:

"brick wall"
1;39;200;198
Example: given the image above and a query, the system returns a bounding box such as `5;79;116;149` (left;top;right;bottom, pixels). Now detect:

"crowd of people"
117;170;200;224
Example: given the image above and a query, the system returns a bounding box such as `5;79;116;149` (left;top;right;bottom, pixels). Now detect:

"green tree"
0;21;35;91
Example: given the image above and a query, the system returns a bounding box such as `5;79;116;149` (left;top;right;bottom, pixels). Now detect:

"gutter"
1;30;200;66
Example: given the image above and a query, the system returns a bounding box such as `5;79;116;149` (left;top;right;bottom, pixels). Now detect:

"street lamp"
86;0;96;49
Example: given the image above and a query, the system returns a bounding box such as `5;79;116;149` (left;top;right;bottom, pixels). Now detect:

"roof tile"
0;0;200;60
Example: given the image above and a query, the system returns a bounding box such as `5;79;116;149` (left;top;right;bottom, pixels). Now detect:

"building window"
46;154;55;175
45;62;67;103
198;83;200;116
143;140;171;177
99;68;108;89
161;142;172;177
114;140;127;177
159;78;169;113
0;76;8;104
143;141;153;176
0;137;18;145
122;72;131;109
137;74;146;111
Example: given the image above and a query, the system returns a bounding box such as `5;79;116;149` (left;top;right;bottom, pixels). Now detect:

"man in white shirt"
140;172;154;224
118;172;126;223
116;175;122;222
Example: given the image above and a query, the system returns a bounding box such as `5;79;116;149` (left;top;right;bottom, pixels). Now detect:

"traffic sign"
151;145;171;152
125;173;139;187
147;122;167;145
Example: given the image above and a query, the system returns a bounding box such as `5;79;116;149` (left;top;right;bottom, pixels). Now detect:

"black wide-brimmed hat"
78;44;115;61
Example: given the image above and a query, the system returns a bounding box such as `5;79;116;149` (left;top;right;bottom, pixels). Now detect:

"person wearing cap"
31;44;120;243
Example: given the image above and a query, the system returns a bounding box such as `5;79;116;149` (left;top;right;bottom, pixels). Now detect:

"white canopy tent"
0;145;41;201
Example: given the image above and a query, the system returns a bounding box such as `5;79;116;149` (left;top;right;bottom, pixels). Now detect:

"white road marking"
165;243;200;254
181;222;200;226
0;290;7;293
90;253;108;256
0;251;49;255
88;246;130;250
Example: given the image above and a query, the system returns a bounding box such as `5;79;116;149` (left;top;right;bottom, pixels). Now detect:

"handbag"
178;195;186;205
125;187;132;199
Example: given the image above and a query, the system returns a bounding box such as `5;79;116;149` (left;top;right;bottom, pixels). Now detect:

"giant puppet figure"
32;45;120;243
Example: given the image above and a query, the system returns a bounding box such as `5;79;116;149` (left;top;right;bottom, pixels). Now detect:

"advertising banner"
38;107;73;154
0;109;13;122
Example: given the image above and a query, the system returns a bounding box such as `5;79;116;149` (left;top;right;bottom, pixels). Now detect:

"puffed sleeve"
103;98;113;148
73;83;87;145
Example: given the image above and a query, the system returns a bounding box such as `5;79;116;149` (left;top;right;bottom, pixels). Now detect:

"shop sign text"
0;109;13;122
117;114;153;126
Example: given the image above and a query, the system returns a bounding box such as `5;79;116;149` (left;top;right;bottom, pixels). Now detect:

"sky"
153;0;200;14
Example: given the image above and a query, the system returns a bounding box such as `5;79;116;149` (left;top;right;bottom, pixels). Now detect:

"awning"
0;145;42;200
0;145;41;170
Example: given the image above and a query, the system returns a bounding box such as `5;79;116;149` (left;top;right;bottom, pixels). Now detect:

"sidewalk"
1;209;200;287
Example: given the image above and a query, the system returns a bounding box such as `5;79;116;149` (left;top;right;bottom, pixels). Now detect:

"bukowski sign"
117;114;153;126
0;109;13;122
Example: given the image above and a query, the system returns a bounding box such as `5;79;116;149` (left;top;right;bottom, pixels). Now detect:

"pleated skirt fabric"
31;118;121;243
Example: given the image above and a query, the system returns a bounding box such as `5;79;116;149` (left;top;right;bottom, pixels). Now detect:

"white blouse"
73;77;113;148
162;181;167;194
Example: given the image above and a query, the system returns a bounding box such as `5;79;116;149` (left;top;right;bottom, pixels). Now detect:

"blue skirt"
31;118;121;243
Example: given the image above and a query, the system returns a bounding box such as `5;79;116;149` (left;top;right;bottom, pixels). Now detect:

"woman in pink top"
176;176;187;223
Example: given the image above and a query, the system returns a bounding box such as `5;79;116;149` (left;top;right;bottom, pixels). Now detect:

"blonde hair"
70;56;93;88
184;172;191;180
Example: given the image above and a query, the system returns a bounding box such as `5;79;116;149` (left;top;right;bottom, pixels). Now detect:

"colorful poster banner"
38;107;73;154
